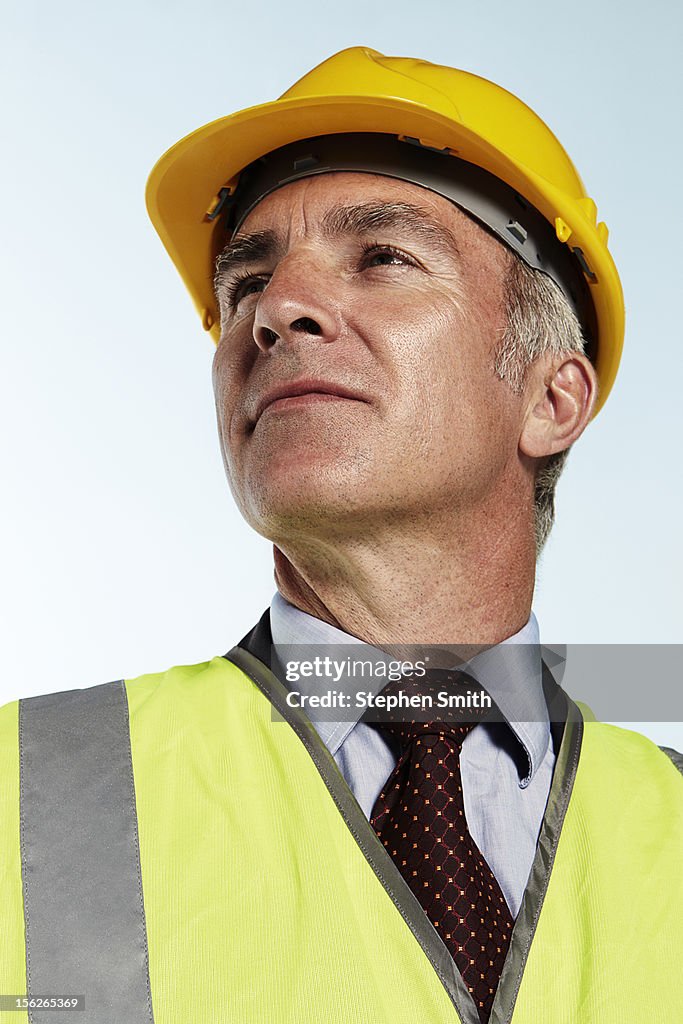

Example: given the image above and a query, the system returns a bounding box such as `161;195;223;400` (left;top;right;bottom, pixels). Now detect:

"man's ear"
520;352;599;458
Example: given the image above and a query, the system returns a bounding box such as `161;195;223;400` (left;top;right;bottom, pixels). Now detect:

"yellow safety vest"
1;621;682;1023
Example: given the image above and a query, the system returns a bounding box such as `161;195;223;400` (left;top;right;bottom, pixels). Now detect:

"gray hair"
494;253;588;553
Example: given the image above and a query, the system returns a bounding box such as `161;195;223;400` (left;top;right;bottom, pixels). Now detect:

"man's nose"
252;255;342;353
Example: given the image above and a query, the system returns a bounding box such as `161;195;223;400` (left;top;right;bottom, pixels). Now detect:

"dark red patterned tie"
367;671;514;1024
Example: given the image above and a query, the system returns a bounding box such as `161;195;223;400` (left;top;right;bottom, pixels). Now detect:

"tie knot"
362;667;497;750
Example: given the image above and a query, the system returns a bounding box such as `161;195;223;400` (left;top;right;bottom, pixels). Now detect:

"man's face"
212;172;526;540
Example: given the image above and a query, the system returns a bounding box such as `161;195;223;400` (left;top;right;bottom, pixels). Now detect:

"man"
1;47;681;1024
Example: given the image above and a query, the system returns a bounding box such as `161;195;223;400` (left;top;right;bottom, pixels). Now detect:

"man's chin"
242;476;375;537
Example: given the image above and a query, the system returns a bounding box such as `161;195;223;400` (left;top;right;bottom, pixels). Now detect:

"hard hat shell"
145;46;624;416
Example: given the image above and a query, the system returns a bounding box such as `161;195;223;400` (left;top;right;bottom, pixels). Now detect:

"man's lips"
252;378;368;423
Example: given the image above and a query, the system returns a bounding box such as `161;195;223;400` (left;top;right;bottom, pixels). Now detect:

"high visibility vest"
1;621;682;1023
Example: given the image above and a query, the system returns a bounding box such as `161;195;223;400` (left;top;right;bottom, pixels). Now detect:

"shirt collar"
269;590;549;788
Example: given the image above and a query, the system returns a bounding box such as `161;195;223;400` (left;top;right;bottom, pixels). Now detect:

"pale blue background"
1;0;681;748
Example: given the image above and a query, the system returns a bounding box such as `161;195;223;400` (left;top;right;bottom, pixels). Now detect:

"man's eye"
228;275;268;308
359;244;415;269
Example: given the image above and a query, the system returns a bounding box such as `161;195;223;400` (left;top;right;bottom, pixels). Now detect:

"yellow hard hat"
146;46;624;416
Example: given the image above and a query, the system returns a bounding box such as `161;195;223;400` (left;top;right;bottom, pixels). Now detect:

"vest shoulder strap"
18;680;155;1023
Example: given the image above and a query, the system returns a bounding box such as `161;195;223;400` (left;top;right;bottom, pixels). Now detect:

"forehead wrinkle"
320;200;462;262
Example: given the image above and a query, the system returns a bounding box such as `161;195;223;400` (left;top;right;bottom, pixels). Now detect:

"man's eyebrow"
213;229;281;295
320;201;462;260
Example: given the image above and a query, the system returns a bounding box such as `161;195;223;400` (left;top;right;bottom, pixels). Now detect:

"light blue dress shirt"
269;590;555;918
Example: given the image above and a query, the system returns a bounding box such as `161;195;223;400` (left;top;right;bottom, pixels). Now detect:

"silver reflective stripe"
19;681;154;1024
660;745;683;778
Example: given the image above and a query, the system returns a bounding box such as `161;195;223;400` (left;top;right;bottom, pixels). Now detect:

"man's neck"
271;507;536;649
